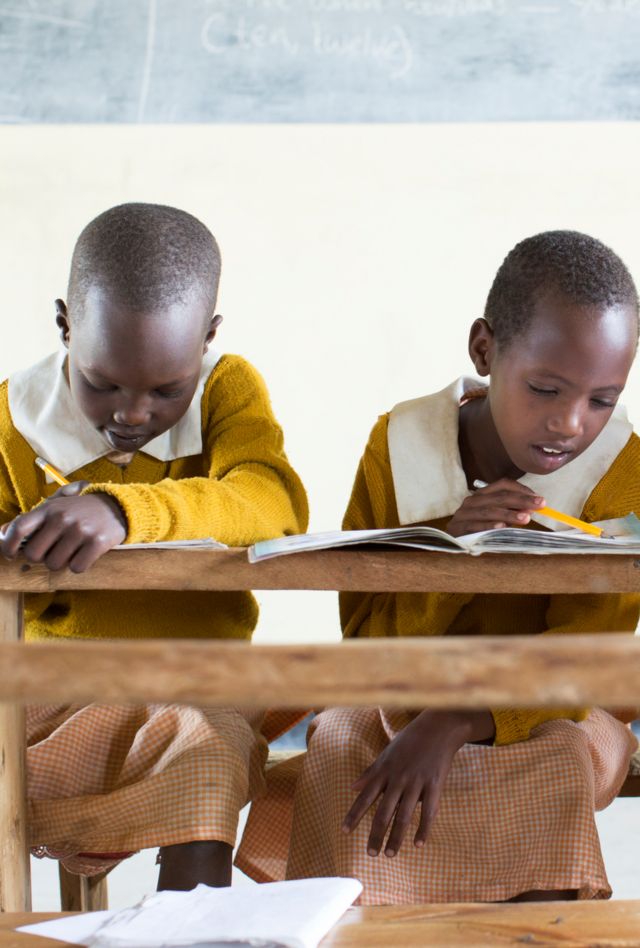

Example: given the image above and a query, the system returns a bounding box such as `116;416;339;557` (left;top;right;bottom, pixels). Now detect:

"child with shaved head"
0;203;308;890
238;230;640;903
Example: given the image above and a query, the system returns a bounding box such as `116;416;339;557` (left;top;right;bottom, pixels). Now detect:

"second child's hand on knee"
342;710;494;858
0;482;127;573
447;478;545;537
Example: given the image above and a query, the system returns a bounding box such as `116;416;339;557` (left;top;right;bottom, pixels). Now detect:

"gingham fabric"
236;707;637;903
28;703;268;876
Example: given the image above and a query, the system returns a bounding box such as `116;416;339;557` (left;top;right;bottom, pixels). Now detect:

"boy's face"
471;290;638;478
58;287;219;455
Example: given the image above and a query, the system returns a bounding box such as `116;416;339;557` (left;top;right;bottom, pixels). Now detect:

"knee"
307;708;380;773
541;722;595;805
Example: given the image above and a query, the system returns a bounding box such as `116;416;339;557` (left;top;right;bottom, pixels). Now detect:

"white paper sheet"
117;538;226;550
19;878;362;948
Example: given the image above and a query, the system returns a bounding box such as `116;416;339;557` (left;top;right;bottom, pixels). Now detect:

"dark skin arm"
0;481;127;573
343;479;544;858
343;709;495;857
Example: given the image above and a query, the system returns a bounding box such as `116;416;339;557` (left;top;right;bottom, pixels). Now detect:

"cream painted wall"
2;123;640;641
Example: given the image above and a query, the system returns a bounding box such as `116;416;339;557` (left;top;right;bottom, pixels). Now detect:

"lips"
104;428;150;451
531;443;573;471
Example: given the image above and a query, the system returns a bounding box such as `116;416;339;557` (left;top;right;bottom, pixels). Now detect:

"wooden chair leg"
59;865;109;911
0;591;30;912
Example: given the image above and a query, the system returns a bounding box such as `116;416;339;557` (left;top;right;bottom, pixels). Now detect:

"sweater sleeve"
81;356;309;545
0;449;20;527
340;415;474;640
0;384;23;527
492;434;640;746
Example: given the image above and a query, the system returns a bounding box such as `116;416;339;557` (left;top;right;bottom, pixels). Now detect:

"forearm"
83;466;306;545
414;708;495;747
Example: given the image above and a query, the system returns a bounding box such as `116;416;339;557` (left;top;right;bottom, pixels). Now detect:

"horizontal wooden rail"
2;634;640;707
1;547;640;593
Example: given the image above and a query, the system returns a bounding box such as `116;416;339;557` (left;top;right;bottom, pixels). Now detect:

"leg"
509;889;578;902
281;709;615;904
156;840;232;891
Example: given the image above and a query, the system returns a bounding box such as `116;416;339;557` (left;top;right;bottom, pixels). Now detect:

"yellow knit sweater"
340;413;640;746
0;354;308;642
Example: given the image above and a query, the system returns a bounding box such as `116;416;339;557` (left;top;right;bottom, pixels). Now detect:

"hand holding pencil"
472;479;603;537
0;456;126;572
446;477;546;538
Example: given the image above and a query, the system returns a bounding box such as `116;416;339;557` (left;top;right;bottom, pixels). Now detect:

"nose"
112;395;152;428
546;402;584;439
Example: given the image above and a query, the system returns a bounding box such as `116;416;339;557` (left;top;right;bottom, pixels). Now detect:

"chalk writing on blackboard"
201;14;413;79
2;0;640;123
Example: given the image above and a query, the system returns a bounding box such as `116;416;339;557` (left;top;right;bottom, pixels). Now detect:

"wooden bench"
1;547;640;945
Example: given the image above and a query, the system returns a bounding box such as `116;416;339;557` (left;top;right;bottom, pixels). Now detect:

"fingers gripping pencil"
472;479;603;538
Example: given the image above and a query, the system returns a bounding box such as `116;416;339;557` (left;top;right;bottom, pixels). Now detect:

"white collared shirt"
7;347;222;478
387;377;633;530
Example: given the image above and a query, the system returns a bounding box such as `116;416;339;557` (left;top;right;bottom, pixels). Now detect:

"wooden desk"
1;548;640;927
2;902;640;947
2;549;640;710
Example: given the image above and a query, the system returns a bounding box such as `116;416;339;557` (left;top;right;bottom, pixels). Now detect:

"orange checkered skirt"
28;703;270;876
236;707;637;903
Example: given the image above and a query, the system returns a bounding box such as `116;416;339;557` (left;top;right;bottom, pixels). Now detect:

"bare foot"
156;839;232;891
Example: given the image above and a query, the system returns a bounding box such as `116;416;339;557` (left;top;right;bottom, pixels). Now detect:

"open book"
249;514;640;562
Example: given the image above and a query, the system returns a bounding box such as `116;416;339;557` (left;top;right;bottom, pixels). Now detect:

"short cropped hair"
67;203;221;318
484;230;639;347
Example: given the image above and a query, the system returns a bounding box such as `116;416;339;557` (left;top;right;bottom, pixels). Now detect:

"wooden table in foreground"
2;902;640;947
2;547;640;917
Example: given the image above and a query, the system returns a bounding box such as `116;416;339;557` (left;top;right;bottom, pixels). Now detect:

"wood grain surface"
2;902;640;947
0;593;30;912
1;548;640;594
0;634;639;708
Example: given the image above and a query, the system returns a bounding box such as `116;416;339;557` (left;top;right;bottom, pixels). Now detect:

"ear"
55;299;71;348
468;318;496;378
204;314;223;353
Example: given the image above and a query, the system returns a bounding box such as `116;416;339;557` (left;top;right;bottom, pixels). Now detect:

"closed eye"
155;389;185;399
83;377;117;394
528;383;558;397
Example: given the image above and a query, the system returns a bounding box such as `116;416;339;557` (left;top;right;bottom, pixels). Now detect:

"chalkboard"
2;0;640;123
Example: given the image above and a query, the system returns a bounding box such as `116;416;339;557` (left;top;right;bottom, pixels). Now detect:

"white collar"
7;347;222;476
387;376;633;529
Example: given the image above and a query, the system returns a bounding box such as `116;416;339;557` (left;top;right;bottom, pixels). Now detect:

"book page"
248;514;640;560
19;878;363;948
249;527;465;561
117;538;226;550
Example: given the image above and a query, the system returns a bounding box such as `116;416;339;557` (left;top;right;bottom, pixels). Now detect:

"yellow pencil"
472;480;603;538
35;456;70;487
535;506;603;537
